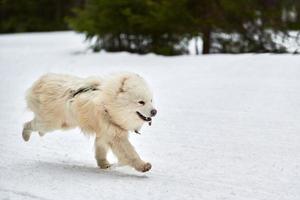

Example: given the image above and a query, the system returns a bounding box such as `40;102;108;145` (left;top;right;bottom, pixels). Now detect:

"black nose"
150;109;157;117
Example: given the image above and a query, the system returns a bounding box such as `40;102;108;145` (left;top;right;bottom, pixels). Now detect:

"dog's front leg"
110;134;151;172
95;137;111;169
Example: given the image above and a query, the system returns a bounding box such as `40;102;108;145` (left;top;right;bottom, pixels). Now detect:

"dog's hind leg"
22;118;50;141
95;137;111;169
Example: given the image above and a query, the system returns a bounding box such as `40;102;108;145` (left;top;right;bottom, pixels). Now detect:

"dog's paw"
100;163;111;169
38;131;46;137
142;162;152;172
97;160;111;169
22;129;31;142
135;162;152;173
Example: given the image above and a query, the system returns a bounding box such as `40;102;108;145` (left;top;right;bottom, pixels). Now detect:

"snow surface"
0;31;300;200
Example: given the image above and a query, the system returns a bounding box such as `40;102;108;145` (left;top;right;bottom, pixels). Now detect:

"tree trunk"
195;37;199;55
202;29;211;54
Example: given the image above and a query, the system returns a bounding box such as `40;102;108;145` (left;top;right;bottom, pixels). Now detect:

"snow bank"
0;31;299;200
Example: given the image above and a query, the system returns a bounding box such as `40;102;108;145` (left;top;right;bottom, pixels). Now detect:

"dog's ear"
118;77;128;94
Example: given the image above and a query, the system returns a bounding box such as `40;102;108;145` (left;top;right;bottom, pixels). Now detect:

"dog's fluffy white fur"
23;72;156;172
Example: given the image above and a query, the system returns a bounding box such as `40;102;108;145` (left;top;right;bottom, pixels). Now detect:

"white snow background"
0;32;299;200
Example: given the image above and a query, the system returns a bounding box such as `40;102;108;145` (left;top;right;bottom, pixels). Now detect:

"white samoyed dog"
22;72;157;172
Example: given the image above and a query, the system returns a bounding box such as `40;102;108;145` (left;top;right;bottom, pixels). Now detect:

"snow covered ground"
0;31;300;200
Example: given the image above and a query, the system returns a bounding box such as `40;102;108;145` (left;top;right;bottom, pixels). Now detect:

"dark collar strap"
72;86;99;98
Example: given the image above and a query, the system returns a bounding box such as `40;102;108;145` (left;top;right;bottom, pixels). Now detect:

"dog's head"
103;73;157;132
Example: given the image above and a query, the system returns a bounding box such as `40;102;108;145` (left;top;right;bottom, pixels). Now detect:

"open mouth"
136;111;152;122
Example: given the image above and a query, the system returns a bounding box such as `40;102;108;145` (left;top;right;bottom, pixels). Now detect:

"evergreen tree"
48;0;300;54
68;0;191;55
0;0;83;33
187;0;298;54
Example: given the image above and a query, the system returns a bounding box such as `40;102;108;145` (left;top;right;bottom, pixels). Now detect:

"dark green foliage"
68;0;191;55
0;0;83;33
187;0;298;54
68;0;299;55
1;0;299;54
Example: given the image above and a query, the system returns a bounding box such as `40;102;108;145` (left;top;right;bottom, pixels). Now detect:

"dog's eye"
138;101;145;105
